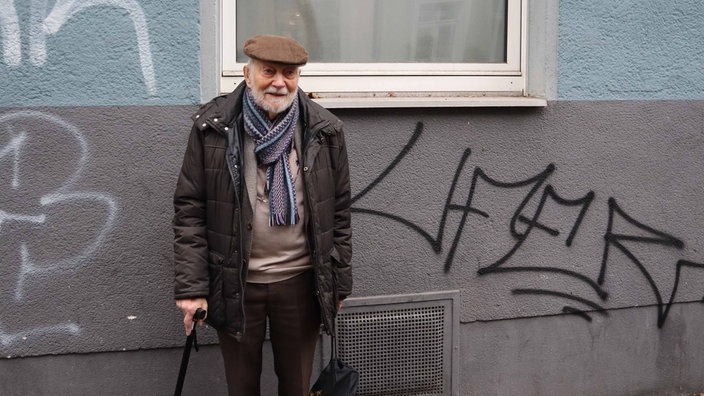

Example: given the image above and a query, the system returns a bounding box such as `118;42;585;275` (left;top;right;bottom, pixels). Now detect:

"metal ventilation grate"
334;291;459;396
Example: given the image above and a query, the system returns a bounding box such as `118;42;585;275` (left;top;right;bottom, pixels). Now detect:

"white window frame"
218;0;547;107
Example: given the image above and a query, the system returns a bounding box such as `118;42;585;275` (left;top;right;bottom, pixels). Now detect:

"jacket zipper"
225;124;246;341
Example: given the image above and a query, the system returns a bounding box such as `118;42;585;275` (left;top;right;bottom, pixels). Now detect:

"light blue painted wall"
559;0;704;100
0;0;200;107
5;1;703;105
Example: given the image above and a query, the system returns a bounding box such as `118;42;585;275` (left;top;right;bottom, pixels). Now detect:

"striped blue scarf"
243;88;300;226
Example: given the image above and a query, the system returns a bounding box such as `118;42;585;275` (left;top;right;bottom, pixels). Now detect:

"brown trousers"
217;271;321;396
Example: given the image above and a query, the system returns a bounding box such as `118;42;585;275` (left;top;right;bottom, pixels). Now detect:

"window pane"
236;0;507;63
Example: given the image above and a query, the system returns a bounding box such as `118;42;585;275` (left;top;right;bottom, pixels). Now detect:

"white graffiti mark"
28;0;47;67
0;0;21;66
43;0;157;96
0;209;46;233
0;132;25;188
16;192;118;300
0;322;81;347
1;111;88;192
1;0;157;96
0;110;118;345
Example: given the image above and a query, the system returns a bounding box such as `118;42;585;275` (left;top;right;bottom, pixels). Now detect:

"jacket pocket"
206;250;227;328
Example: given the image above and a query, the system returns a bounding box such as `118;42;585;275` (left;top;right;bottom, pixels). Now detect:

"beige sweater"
245;124;311;284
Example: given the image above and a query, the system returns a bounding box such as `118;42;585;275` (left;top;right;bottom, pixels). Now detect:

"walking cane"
174;308;207;396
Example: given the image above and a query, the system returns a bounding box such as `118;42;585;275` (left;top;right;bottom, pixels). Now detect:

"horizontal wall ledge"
313;96;548;109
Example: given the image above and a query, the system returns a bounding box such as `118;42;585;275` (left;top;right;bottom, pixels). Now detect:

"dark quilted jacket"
173;82;352;339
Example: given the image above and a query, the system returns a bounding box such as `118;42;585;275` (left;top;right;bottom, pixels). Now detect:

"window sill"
311;95;547;109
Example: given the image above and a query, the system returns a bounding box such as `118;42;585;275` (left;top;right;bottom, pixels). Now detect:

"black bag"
309;329;358;396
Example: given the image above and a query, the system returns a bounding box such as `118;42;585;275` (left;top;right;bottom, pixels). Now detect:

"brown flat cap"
243;34;308;65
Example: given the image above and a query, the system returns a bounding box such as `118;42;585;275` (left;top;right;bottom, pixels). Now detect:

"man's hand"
176;298;208;336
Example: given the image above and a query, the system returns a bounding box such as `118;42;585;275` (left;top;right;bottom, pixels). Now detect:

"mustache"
264;87;289;95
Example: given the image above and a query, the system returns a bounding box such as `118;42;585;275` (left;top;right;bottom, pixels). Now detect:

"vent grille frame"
330;291;460;396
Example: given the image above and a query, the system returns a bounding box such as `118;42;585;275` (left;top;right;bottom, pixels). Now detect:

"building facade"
1;1;703;395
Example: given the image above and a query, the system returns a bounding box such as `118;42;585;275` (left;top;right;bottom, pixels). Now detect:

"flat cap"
243;34;308;65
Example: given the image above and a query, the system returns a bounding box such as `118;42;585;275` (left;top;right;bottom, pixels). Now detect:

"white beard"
249;81;296;115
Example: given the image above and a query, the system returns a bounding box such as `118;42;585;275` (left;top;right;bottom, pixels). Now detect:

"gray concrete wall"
1;101;703;395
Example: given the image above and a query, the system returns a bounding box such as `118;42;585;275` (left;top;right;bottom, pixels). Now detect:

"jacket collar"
191;82;247;134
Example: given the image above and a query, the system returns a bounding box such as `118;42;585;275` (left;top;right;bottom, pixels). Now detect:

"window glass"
219;0;541;102
235;0;507;64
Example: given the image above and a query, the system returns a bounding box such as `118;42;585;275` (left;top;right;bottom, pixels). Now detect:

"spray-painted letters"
0;111;118;351
1;0;156;95
352;122;704;327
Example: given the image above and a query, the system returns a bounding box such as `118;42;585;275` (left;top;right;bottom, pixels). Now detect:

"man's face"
244;60;300;119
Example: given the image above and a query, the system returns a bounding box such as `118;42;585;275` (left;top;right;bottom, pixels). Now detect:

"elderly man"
172;34;352;396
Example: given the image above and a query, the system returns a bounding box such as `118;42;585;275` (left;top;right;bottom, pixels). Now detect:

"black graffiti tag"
351;121;704;327
600;198;704;327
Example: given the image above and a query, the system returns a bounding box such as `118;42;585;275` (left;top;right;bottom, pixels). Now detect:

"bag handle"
330;326;337;360
330;280;340;360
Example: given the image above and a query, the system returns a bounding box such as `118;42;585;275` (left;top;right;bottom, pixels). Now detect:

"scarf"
243;88;300;226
